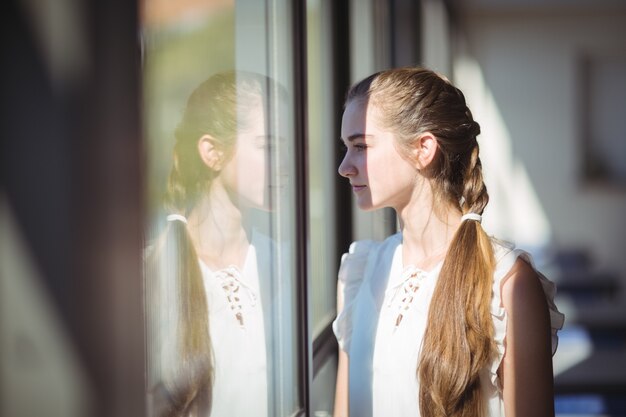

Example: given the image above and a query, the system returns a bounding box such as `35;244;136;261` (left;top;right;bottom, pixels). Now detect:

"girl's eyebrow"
341;133;374;142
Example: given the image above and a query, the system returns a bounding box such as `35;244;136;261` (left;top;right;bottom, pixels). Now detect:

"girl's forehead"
343;100;386;130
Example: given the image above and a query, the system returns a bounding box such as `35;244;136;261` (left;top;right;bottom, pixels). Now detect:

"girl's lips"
352;185;367;192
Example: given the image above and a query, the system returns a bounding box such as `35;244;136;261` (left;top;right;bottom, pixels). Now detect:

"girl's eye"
339;142;367;153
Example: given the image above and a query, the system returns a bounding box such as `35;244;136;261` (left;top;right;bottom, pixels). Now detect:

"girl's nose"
338;154;356;178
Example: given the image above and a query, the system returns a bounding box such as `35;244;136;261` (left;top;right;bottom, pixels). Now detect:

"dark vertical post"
1;0;145;415
72;0;145;415
390;0;422;68
332;0;353;258
292;0;311;415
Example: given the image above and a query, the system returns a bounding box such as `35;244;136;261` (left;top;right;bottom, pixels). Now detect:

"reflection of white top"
199;240;268;417
333;233;564;417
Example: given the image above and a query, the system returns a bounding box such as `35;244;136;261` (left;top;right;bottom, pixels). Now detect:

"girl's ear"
197;134;225;170
413;132;439;170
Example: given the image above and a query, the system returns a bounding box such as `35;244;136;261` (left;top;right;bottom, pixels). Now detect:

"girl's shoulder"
338;233;401;285
489;237;538;280
486;236;565;389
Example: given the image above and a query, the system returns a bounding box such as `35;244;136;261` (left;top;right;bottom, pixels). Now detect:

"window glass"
307;0;338;339
307;2;341;412
141;1;299;415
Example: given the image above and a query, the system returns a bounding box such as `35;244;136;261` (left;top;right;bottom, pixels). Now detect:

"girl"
333;67;564;417
145;71;276;417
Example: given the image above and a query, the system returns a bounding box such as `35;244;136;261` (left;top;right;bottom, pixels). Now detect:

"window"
307;0;340;414
580;52;626;187
142;1;302;415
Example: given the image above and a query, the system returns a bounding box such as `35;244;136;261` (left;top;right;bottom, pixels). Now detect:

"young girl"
333;67;564;417
145;71;276;417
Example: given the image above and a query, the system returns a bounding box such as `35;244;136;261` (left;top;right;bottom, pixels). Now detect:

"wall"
454;4;626;287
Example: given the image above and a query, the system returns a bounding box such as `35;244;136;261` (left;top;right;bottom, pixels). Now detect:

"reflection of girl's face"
219;97;275;210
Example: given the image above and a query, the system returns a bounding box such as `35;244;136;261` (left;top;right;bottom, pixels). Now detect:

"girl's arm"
500;258;555;417
333;279;349;417
334;349;349;417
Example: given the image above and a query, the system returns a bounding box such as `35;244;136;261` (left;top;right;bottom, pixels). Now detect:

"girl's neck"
187;181;251;271
396;192;461;270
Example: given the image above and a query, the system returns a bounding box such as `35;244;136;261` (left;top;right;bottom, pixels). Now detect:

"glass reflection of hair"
146;71;267;417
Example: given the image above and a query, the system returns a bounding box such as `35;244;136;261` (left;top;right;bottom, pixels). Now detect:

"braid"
461;145;489;215
419;119;495;417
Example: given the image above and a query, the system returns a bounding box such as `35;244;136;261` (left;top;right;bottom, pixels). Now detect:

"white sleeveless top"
332;233;564;417
200;236;268;417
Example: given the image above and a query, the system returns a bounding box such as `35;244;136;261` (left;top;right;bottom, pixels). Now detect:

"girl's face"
339;99;418;211
220;96;278;211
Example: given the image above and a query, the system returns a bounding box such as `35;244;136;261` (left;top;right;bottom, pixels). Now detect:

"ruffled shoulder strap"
488;239;565;388
332;240;378;353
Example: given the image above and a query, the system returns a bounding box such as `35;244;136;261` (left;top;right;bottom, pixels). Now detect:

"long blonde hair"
347;67;496;417
146;71;268;417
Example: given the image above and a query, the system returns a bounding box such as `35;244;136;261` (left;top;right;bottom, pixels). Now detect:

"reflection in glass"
145;71;278;417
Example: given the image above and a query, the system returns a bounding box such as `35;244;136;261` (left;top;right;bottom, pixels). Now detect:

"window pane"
307;0;338;339
142;1;299;415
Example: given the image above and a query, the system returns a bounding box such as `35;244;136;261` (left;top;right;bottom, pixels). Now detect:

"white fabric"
332;233;564;417
199;236;268;417
165;213;188;224
461;212;482;222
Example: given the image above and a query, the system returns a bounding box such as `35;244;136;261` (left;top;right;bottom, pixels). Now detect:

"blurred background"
1;0;625;416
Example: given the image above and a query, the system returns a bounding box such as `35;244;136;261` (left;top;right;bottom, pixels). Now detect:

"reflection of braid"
165;137;213;215
145;214;213;417
165;145;188;214
158;105;218;416
162;222;213;417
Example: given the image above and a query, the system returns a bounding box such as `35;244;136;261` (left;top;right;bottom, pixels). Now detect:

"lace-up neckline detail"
213;265;257;329
387;266;429;329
